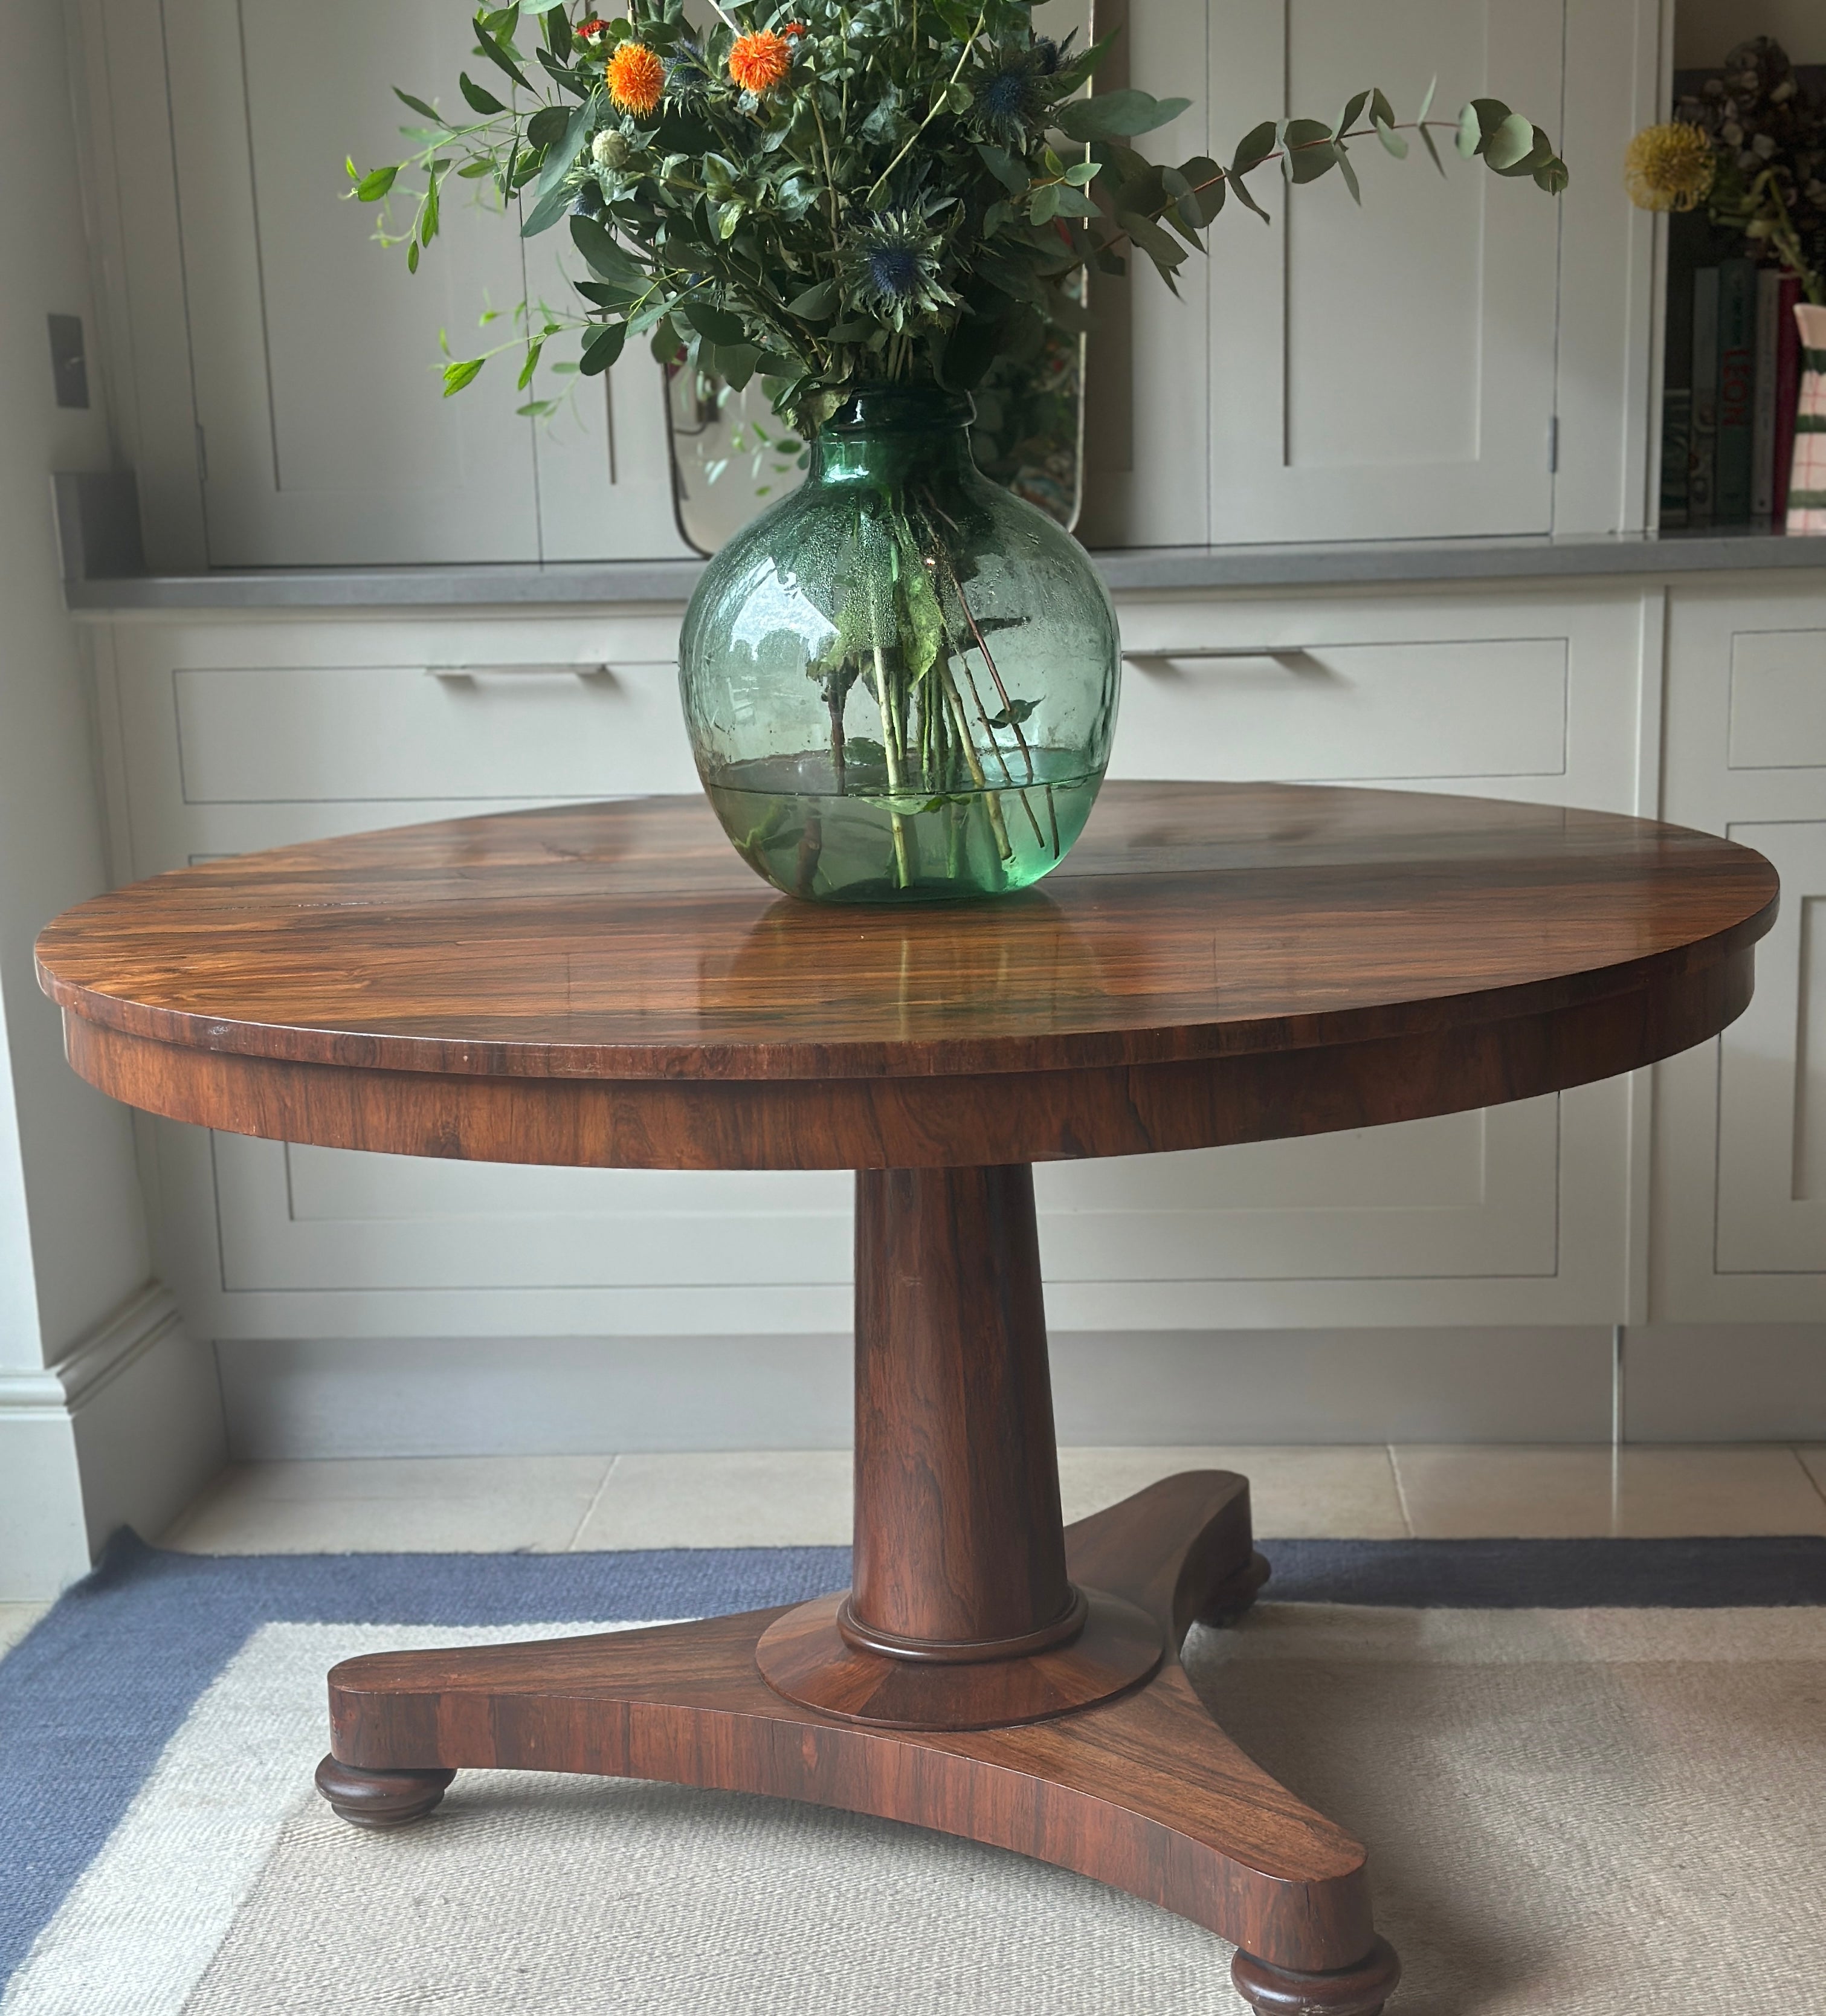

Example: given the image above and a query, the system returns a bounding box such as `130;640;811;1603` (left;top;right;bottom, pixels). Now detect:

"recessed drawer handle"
428;662;618;682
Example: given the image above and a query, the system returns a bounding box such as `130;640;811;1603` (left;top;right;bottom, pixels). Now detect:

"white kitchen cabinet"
1655;589;1826;1322
71;0;1649;566
1199;0;1563;546
77;0;688;568
86;581;1654;1342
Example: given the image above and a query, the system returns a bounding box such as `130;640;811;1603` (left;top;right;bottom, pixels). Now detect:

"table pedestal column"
315;1161;1399;2011
756;1166;1164;1729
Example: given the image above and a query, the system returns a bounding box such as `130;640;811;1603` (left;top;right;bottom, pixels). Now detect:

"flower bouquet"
354;1;1567;903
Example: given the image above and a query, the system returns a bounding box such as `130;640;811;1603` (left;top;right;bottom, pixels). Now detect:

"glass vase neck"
809;383;976;488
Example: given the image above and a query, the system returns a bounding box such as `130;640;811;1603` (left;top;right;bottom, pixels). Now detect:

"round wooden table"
35;781;1778;2015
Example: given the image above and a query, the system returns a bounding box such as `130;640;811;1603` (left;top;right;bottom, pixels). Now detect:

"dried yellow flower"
1624;121;1717;212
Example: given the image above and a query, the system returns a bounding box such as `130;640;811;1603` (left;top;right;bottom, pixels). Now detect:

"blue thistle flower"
973;48;1048;145
840;210;958;331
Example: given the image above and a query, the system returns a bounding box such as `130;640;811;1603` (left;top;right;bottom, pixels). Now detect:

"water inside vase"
704;746;1100;903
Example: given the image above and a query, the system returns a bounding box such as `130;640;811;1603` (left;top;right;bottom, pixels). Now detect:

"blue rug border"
4;1528;1824;1989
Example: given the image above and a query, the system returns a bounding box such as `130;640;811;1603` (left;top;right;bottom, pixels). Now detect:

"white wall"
0;4;222;1598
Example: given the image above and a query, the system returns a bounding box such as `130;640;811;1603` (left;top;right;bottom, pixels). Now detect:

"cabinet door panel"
160;0;691;566
1654;587;1826;1320
1715;821;1826;1276
164;0;538;563
215;1140;850;1291
1728;630;1826;770
1204;0;1561;542
1038;1100;1558;1282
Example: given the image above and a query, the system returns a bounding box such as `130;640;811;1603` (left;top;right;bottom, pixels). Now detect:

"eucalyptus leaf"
1172;157;1225;227
1483;111;1536;172
1231;120;1277;176
1455;101;1482;158
1285;118;1337;183
578;321;627;375
1055;89;1191;142
1372;117;1407;160
1336;145;1361;204
976;143;1030;194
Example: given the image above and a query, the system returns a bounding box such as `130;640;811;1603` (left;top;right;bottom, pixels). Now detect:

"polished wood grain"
851;1165;1071;1652
36;783;1776;1172
323;1472;1384;1980
38;781;1779;2012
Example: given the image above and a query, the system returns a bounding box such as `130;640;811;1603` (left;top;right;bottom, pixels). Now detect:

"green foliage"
347;6;1569;424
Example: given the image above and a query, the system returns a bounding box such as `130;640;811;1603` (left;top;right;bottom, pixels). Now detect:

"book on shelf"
1688;266;1720;529
1715;258;1756;523
1772;273;1802;522
1752;268;1781;521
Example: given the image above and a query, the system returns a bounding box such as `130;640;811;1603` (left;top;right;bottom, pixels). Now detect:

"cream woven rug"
8;1603;1824;2015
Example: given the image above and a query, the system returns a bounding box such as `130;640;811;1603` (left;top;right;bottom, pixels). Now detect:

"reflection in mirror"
662;303;1086;558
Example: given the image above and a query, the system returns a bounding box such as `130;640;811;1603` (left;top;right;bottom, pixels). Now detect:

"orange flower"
605;42;665;117
729;28;792;94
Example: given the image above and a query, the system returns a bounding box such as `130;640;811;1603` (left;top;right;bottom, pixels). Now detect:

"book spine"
1714;258;1755;524
1659;389;1692;528
1773;274;1803;521
1752;267;1781;520
1688;267;1720;529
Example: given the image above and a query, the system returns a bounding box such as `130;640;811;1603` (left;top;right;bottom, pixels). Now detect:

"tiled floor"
0;1603;47;1655
149;1443;1826;1554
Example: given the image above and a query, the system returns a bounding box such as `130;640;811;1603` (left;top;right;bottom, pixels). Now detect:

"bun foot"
1231;1936;1401;2015
315;1754;456;1830
1196;1548;1271;1627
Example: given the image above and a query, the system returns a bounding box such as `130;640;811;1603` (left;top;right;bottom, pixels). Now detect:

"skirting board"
210;1323;1826;1461
0;1285;225;1598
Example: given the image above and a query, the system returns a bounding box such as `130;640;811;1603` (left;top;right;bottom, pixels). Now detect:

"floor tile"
573;1450;853;1549
184;1456;611;1503
162;1455;612;1554
1392;1444;1826;1539
0;1603;48;1658
1057;1446;1408;1539
1796;1447;1826;1504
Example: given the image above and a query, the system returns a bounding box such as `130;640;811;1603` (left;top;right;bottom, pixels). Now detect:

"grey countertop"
59;518;1826;613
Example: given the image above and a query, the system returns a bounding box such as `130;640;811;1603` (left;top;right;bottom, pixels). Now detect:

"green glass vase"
679;384;1120;903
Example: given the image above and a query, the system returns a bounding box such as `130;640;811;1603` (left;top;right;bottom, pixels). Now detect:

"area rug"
4;1533;1825;2015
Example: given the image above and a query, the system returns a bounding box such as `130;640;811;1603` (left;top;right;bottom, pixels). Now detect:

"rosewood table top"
34;780;1780;1172
32;780;1780;2016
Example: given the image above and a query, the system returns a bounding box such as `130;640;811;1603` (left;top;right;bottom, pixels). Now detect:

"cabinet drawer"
1117;635;1566;783
173;658;695;803
1105;589;1644;812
